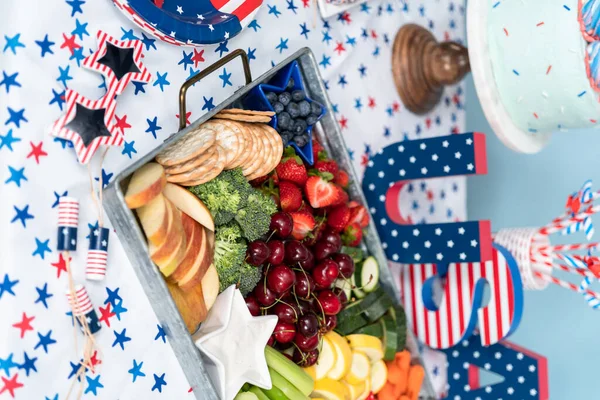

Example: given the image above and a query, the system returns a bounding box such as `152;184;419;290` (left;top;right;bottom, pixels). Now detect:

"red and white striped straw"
533;271;600;299
537;242;600;253
530;254;596;278
538;205;600;236
58;197;79;228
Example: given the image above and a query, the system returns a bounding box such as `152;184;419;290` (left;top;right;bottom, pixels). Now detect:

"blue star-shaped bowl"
243;61;326;165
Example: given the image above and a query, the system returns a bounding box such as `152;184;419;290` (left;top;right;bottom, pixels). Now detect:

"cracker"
165;155;218;183
219;108;275;117
214;113;273;124
248;124;283;181
202;119;242;168
179;146;227;186
242;125;266;176
229;123;255;169
163;147;216;175
156;126;216;166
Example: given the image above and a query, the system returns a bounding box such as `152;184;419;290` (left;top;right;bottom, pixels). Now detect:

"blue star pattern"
32;238;52;259
155;324;167;343
140;32;156;51
4;34;25;55
145;117;162;139
112;328;132;350
34;330;57;353
6;166;27;187
19;352;38;376
0;354;19;376
35;35;55;57
128;359;146;382
5;107;28;128
152;373;167;393
122;140;137;158
35;283;53;309
219;68;232;87
0;274;19;299
11;205;34;227
153;72;170;92
85;374;104;396
0;129;21;151
0;71;22;93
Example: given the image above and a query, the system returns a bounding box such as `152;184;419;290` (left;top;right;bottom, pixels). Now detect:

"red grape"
317;290;342;315
267;240;285;265
293;271;315;300
314;241;338;261
267;265;296;295
246;240;270;266
272;302;298;324
332;253;354;279
270;212;293;238
284;240;309;263
254;280;277;306
245;294;261;316
294;331;320;352
292;348;319;367
312;259;339;288
273;321;296;343
297;313;319;338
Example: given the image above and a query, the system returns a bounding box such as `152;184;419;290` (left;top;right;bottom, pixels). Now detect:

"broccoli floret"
214;224;247;292
235;191;278;241
189;168;250;226
237;263;263;296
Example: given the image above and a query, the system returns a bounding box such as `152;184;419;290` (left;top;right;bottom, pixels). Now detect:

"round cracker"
163;146;216;175
242;125;266;176
202;119;241;167
178;146;227;186
248;125;283;180
234;123;257;170
165;154;218;183
156;126;216;166
215;119;247;169
219;108;275;116
249;128;273;180
215;113;273;124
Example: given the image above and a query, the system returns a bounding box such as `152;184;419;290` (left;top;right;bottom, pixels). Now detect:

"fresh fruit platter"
104;49;434;400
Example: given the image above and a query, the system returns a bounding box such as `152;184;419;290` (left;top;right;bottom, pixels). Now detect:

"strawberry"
314;159;339;176
330;186;349;206
312;139;326;161
290;210;316;240
304;176;339;208
327;204;351;232
342;222;363;246
250;174;270;187
276;148;308;186
279;181;303;212
348;203;369;228
333;170;349;188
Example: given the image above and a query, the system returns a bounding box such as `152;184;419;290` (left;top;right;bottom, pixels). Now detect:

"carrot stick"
376;383;396;400
395;350;411;371
395;351;411;395
406;365;425;400
399;396;410;400
387;363;403;383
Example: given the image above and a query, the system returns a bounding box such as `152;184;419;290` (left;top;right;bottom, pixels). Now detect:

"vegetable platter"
103;48;435;400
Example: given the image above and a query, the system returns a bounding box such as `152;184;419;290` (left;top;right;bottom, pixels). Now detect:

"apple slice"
162;182;215;231
201;264;219;311
125;162;167;209
136;194;169;246
170;215;205;283
166;279;207;333
149;201;186;277
178;226;214;291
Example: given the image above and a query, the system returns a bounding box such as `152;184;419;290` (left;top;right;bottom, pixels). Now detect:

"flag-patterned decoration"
440;332;549;400
362;132;491;264
399;244;524;349
86;227;110;281
1;0;467;397
66;284;102;335
56;196;79;252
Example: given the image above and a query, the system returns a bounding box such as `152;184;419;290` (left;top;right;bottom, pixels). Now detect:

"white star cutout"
378;171;385;178
176;5;183;14
380;218;387;226
530;389;538;396
71;239;76;245
392;254;399;261
370;207;376;214
62;227;69;235
473;351;480;358
170;31;176;36
197;14;205;19
432;154;438;161
421;167;428;174
420;143;426;150
517;352;524;360
413;229;420;236
391;230;398;237
506;364;513;371
466;138;473;145
435;228;442;235
455;151;462;159
452;350;459;357
377;149;383;155
485;387;492;394
409;156;416;163
464;384;470;392
187;39;194;44
436;253;443;260
93;229;99;236
402;241;409;248
388;158;394;165
368;160;374;167
424;241;431;248
462;362;469;369
399;169;406;176
209;24;214;31
495;352;502;359
444;165;450;173
378;195;385;202
369;184;375;191
484;363;491;370
466;163;474;171
453;373;460;380
224;32;230;39
398;145;404;152
529;365;536;372
101;240;107;247
447;240;454;248
381;242;387;249
471;240;478;247
414;253;421;261
442;140;449;147
454;395;461;400
518;376;525;384
458;227;465;234
221;15;228;19
388;182;394;188
507;387;514;395
459;253;466;260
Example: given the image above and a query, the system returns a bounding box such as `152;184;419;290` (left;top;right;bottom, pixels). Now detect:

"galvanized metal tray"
104;48;436;399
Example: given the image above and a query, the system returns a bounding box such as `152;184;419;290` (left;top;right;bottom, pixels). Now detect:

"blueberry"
291;90;305;102
277;112;292;130
266;92;278;104
292;119;308;134
273;101;285;113
287;78;295;90
286;102;300;118
298;100;311;117
310;102;322;115
293;134;309;148
278;92;292;106
280;131;294;144
306;114;318;125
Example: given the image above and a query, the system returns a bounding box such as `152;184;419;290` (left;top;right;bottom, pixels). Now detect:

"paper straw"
553;263;597;279
533;271;600;298
538;242;600;253
538;205;600;236
580;276;600;309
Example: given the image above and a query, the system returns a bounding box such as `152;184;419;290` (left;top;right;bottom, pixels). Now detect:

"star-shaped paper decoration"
49;90;121;164
83;31;151;96
194;285;277;400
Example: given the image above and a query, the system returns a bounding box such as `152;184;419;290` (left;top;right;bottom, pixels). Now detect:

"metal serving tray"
104;48;436;399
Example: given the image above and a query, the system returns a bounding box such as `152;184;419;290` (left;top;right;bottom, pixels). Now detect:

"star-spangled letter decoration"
194;285;277;400
49;90;121;164
82;31;151;96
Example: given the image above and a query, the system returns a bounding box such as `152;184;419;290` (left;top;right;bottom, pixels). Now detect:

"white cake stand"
467;0;552;153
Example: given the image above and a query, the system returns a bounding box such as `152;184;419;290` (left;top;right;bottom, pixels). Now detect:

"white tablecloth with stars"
0;0;466;398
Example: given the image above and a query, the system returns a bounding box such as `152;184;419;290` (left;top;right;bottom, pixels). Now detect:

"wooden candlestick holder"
392;24;470;115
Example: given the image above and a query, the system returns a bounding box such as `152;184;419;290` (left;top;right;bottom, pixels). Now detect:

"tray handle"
178;49;252;130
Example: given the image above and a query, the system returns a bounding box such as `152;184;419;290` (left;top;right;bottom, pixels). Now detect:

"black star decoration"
64;104;112;147
97;42;140;81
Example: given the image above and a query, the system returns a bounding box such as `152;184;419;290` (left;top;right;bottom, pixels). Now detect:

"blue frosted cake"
487;0;600;134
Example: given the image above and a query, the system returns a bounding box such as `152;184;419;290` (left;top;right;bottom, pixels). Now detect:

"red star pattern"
334;42;346;55
176;111;192;126
427;190;434;201
12;313;34;338
338;116;348;130
114;114;132;134
392;102;400;112
339;11;351;24
60;33;81;55
26;141;48;164
50;253;70;278
368;97;376;108
361;153;369;167
426;118;432;129
192;49;205;67
302;0;309;7
98;303;116;327
444;31;451;41
0;374;23;398
90;350;102;373
371;30;378;39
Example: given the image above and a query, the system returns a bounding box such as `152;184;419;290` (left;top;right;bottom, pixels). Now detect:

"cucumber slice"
353;322;383;338
234;392;259;400
381;314;398;361
249;387;271;400
268;368;307;400
336;312;369;336
363;293;394;322
263;383;288;400
350;274;365;299
341;246;365;264
389;306;407;351
356;256;379;293
334;279;352;300
264;346;314;396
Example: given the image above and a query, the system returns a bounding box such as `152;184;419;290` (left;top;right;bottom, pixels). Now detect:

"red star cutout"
98;303;116;327
60;34;81;55
334;42;346;55
340;11;351;24
0;374;23;398
90;350;102;373
155;0;164;7
192;49;205;67
51;253;71;278
188;387;194;393
427;190;434;201
302;0;310;7
368;97;376;108
444;31;450;41
452;94;461;106
451;126;459;134
371;30;378;39
338;116;348;130
176;111;192;126
114;114;132;134
361;153;369;167
392;102;400;112
12;313;34;338
425;118;432;129
26;141;48;164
